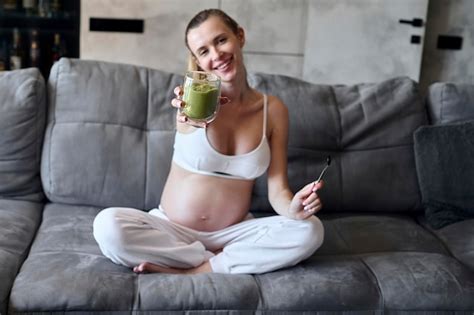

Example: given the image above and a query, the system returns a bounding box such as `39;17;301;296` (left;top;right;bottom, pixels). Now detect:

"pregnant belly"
160;164;254;231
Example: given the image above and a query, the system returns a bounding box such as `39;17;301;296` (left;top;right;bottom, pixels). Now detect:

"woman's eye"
218;37;227;44
199;50;208;56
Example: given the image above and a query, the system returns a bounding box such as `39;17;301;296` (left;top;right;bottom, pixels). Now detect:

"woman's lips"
214;57;233;72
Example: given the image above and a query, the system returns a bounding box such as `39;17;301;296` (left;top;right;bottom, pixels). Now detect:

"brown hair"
185;9;240;71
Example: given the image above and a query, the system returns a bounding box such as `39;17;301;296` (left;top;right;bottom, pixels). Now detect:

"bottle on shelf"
22;0;36;16
51;32;66;64
0;40;7;71
50;0;60;17
38;0;50;17
9;28;24;70
29;29;40;68
2;0;18;11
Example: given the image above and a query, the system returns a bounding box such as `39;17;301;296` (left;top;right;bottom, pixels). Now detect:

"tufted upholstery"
42;60;427;214
249;74;427;213
3;60;473;313
42;59;181;210
0;68;45;314
0;68;45;202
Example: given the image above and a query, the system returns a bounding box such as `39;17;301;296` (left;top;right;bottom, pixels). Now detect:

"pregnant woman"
93;8;325;274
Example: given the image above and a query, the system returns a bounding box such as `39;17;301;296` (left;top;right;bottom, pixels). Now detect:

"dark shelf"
0;0;80;78
0;13;77;30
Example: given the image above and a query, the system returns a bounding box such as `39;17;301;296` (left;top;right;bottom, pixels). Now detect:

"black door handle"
399;18;423;27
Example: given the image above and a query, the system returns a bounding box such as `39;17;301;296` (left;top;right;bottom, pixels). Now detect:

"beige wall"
420;0;474;91
80;0;474;86
81;0;308;78
81;0;218;75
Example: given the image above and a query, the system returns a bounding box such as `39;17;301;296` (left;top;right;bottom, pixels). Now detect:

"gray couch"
0;58;473;314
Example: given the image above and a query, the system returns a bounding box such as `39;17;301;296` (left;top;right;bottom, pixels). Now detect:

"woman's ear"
237;27;245;48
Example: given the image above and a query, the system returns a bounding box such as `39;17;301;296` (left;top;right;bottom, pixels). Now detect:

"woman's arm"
266;96;323;220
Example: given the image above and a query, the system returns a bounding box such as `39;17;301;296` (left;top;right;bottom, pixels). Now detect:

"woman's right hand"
171;86;230;128
171;86;208;128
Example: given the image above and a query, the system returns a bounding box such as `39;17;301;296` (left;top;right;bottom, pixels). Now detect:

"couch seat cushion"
9;203;134;312
363;252;474;311
10;204;380;312
419;216;474;270
316;213;448;256
0;199;42;314
11;203;474;313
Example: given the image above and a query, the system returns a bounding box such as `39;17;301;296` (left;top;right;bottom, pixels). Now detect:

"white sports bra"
172;94;271;180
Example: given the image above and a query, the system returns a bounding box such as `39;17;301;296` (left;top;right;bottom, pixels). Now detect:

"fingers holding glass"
181;71;221;125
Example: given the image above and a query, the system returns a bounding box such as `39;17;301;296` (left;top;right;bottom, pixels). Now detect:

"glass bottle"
2;0;18;11
10;28;23;70
38;0;50;17
29;29;40;68
50;0;59;17
0;40;7;71
22;0;36;15
51;32;65;64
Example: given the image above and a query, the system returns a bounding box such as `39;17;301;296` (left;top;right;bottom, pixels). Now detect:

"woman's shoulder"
265;94;288;118
261;93;288;136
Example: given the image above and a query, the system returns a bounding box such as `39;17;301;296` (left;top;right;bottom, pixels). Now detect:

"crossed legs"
93;207;324;274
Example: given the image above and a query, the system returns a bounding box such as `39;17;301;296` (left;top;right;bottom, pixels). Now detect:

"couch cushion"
8;204;263;312
316;213;447;256
249;74;427;213
9;203;381;312
0;68;46;202
44;61;427;213
414;121;474;229
363;252;474;311
9;203;135;312
11;203;473;313
0;199;42;314
42;58;180;209
419;216;474;270
427;82;474;124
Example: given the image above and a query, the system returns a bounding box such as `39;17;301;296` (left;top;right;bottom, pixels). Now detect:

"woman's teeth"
216;59;231;70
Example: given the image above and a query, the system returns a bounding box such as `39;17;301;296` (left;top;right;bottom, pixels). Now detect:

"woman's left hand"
288;181;324;220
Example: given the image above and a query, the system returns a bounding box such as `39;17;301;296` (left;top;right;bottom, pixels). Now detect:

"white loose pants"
93;206;324;274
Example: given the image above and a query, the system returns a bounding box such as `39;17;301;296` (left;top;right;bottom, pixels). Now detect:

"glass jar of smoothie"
181;71;221;124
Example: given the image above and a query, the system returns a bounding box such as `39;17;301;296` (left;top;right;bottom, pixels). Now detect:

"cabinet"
0;0;80;78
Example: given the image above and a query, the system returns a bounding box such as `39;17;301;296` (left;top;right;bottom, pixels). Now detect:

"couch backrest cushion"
43;59;427;213
249;74;427;212
427;82;474;124
0;68;45;202
42;58;180;209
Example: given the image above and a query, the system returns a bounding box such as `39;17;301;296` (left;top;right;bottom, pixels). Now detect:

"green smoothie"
183;82;219;120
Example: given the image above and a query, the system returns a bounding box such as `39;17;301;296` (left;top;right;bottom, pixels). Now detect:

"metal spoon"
316;155;331;183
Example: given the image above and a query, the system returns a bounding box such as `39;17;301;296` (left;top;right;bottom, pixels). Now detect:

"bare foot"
133;261;212;274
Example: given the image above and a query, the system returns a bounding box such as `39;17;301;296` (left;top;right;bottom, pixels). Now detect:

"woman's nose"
210;47;223;60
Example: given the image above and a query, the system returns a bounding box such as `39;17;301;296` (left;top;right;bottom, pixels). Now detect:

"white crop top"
172;94;271;180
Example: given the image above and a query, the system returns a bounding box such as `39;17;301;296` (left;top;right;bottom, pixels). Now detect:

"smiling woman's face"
186;16;245;83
